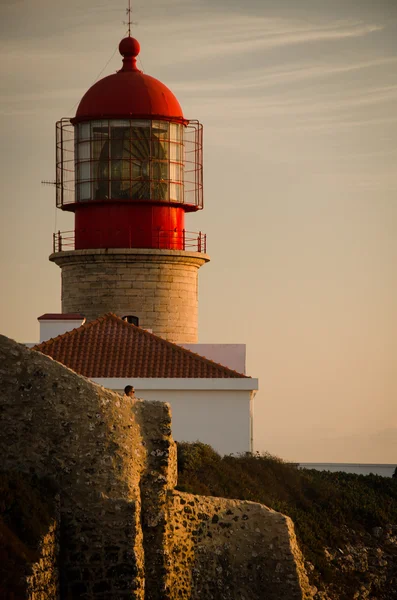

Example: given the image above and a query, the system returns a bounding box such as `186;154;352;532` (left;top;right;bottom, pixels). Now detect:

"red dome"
73;37;185;123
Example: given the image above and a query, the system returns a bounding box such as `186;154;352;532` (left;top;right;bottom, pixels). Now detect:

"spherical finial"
119;36;140;58
119;36;140;72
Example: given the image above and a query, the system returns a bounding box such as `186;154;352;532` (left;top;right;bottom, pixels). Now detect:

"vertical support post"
58;230;62;252
200;124;203;209
198;231;201;253
195;123;199;208
182;228;186;251
60;122;64;207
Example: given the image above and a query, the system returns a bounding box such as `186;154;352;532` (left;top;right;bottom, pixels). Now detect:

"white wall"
39;319;84;342
92;378;258;456
136;389;251;455
180;344;246;374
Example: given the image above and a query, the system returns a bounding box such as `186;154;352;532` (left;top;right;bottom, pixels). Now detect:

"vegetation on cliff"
176;442;397;600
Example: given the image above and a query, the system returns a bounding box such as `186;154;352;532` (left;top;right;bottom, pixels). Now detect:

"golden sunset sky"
1;0;396;462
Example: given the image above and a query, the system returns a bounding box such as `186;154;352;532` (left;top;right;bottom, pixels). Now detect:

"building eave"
91;377;259;392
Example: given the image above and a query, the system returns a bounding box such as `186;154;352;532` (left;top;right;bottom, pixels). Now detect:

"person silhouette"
124;385;136;398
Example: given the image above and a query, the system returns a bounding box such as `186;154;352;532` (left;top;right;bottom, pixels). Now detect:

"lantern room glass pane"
93;139;108;161
91;120;109;130
152;120;169;137
152;161;168;180
170;162;182;182
92;160;109;199
151;159;168;201
152;120;168;161
110;137;125;160
131;122;150;157
78;142;90;160
92;122;109;165
170;123;182;142
151;181;168;201
74;119;185;203
131;178;151;200
170;183;182;202
110;119;130;129
78;182;90;200
111;160;132;199
78;122;91;141
152;138;168;159
170;142;181;162
79;162;90;181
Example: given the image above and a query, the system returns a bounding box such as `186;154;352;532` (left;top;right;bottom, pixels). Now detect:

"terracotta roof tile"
32;313;248;379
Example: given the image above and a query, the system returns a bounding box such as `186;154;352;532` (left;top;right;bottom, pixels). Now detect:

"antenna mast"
126;0;132;36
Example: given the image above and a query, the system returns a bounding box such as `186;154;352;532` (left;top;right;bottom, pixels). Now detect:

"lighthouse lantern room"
56;37;203;251
51;36;209;343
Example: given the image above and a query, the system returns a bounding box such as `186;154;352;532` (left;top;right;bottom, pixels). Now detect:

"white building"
33;313;258;455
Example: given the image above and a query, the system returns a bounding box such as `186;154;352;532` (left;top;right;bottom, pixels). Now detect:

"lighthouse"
50;36;209;343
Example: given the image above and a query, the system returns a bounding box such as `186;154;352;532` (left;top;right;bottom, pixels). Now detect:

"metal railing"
56;118;203;210
53;230;74;252
53;229;207;253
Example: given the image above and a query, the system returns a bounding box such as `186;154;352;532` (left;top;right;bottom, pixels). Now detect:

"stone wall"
163;492;313;600
50;248;209;343
26;512;59;600
136;402;177;600
0;333;148;598
0;333;312;599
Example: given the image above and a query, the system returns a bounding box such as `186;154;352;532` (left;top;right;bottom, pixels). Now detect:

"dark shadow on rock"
0;472;60;599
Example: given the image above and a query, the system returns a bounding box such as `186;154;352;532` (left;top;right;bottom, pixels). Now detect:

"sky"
1;0;397;463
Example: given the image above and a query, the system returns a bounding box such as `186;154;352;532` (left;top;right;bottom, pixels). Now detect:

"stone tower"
50;36;209;343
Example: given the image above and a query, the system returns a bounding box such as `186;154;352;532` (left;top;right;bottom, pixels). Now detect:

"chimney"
38;313;85;342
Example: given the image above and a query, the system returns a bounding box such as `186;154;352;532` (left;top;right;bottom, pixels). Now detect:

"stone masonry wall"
50;248;209;343
163;492;313;600
0;334;313;599
0;334;148;598
135;402;178;600
26;509;60;600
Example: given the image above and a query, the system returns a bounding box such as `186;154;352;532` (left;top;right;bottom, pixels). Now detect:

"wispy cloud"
171;57;397;94
187;83;397;122
0;86;83;117
150;17;383;65
289;115;397;133
149;13;381;41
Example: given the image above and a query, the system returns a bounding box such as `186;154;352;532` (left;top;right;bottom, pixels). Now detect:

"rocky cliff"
175;443;397;600
0;333;312;599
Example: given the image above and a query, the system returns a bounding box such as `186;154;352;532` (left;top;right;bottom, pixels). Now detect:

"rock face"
318;530;397;600
0;333;312;599
0;472;60;600
164;493;312;600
